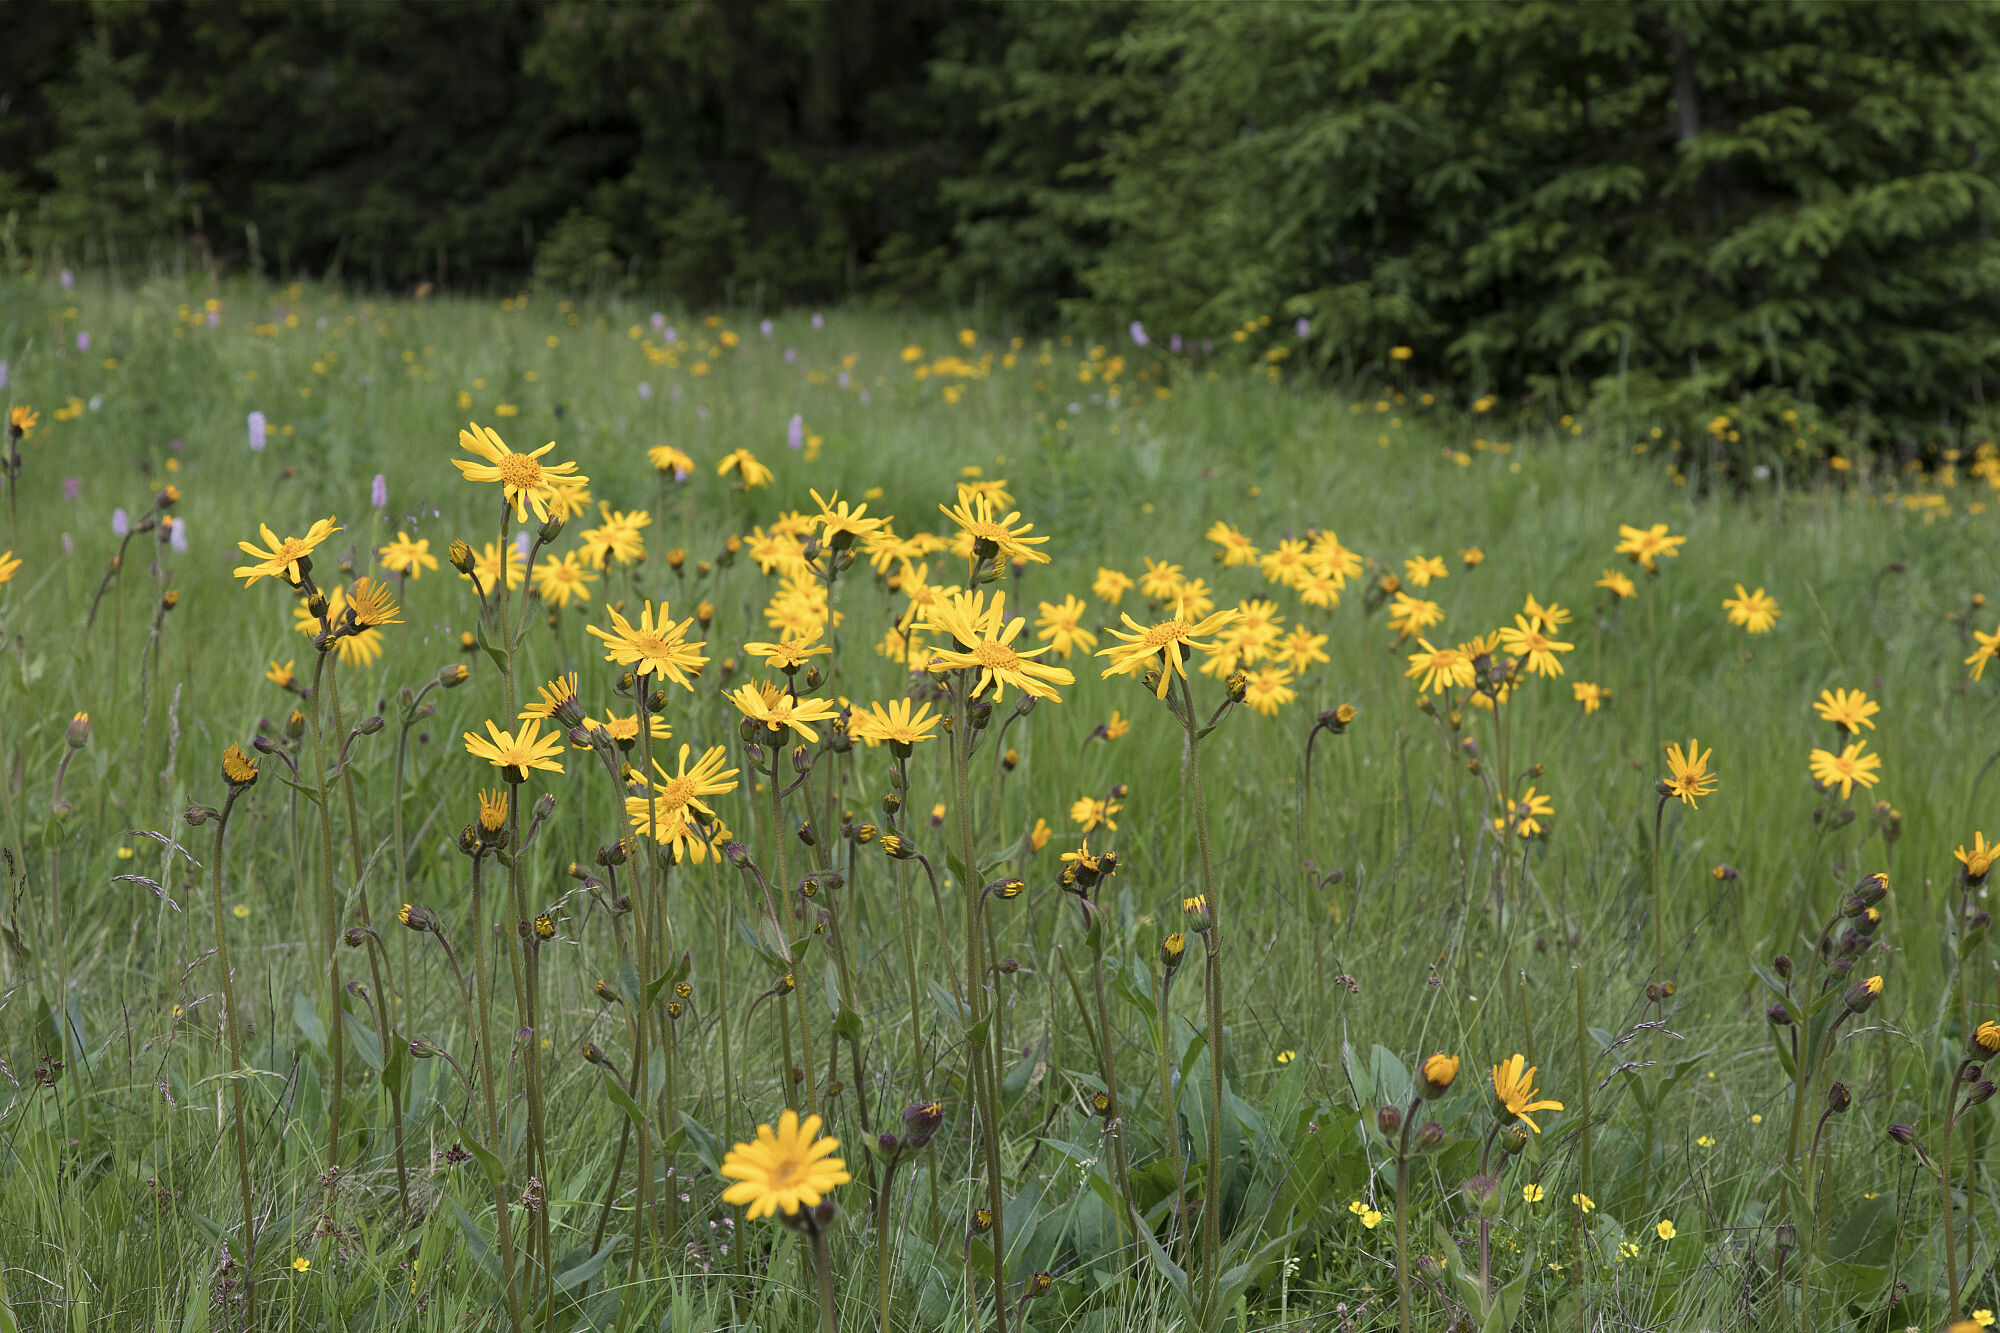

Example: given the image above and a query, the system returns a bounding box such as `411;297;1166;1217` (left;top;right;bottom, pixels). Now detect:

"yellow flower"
452;422;587;524
929;590;1075;702
1809;739;1881;799
1958;832;1999;880
1385;592;1444;639
940;491;1051;567
7;406;39;439
1521;594;1571;631
727;681;840;743
1496;614;1573;678
377;531;438;579
578;504;649;568
1030;818;1052;851
625;745;739;862
648;444;695;476
1092;566;1135;605
234;517;341;586
1460;547;1484;568
744;629;831;673
1346;1200;1384;1229
531;550;597;608
458;539;526;592
221;744;259;787
1722;584;1781;633
1104;710;1130;740
1406;639;1474;694
1572;1193;1595;1212
1813;688;1878;734
1662;737;1717;809
1614;522;1686;572
719;1109;850;1220
1968;626;2000;681
1492;1054;1564;1133
293;585;387;667
1277;627;1330;674
1595;568;1637;599
587;600;709;688
292;1257;310;1273
1402;555;1448;588
1493;786;1553;839
1035;595;1099;658
1205;521;1260;567
1071;795;1121;833
1276;1050;1295;1065
1655;1219;1677;1241
1241;665;1295;715
1097;607;1243;699
717;448;775;489
849;697;942;749
1572;681;1609;714
810;488;889;548
1697;1135;1714;1148
344;576;402;628
1973;1309;1996;1328
463;717;567;780
1522;1184;1545;1203
0;550;19;585
266;659;296;690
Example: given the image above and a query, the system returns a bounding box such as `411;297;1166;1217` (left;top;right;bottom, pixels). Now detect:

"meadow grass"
0;275;1995;1331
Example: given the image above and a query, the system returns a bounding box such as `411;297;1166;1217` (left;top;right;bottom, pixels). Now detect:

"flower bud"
1417;1053;1459;1099
1376;1104;1403;1136
449;540;475;574
397;903;430;932
64;712;90;749
1416;1121;1446;1152
1766;1002;1793;1027
1160;932;1187;973
1825;1082;1851;1114
1844;974;1884;1013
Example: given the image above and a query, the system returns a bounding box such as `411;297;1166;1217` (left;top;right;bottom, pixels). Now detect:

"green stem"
208;790;257;1325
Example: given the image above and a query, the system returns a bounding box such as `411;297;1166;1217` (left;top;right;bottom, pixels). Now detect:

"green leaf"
554;1239;622;1293
341;1009;384;1072
681;1113;726;1173
292;991;326;1056
599;1072;650;1134
474;618;510;677
447;1195;504;1286
462;1136;508;1189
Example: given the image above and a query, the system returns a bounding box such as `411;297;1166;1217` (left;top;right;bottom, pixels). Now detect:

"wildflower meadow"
4;277;2000;1333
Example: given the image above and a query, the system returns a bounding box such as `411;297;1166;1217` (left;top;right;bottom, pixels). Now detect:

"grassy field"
0;275;1995;1332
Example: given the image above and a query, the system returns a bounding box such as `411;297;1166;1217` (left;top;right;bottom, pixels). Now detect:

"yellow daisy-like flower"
378;531;438;579
1596;568;1637;600
1662;737;1717;808
577;710;669;750
1241;665;1296;715
221;744;259;787
1523;1184;1545;1203
744;628;831;673
1096;607;1243;699
1406;639;1474;694
1493;786;1553;839
648;444;695;476
1496;614;1573;678
717;448;775;489
463;717;566;780
727;681;841;743
266;659;296;690
293;585;386;667
1071;794;1121;833
1139;557;1185;602
1104;710;1130;739
343;576;403;629
1808;739;1881;799
518;672;580;722
1386;592;1445;639
1813;687;1878;733
578;504;649;568
532;550;597;608
1259;539;1312;590
0;550;20;585
1957;832;1998;880
1092;567;1135;605
1171;578;1216;621
1277;627;1330;674
234;517;341;586
940;491;1051;567
1521;594;1571;631
719;1109;850;1220
1492;1054;1564;1133
1572;681;1610;714
460;539;527;592
1722;584;1780;633
849;697;942;750
809;488;889;549
1205;521;1260;567
587;600;709;688
7;406;38;440
929;591;1075;703
1035;595;1098;658
1614;522;1686;572
1968;626;2000;681
452;422;587;525
1655;1219;1677;1241
625;745;739;861
1402;555;1448;588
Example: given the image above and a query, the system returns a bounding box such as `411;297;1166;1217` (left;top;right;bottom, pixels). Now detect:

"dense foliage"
9;0;2000;442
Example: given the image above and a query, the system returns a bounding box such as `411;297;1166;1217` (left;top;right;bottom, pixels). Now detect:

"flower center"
1142;621;1191;649
973;642;1021;669
499;453;545;489
657;776;695;809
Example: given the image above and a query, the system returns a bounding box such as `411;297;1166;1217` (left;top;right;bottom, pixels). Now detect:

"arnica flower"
1035;595;1098;658
849;698;941;753
378;532;438;579
1092;567;1135;605
1493;787;1553;839
294;585;387;668
1572;681;1610;714
1614;522;1686;572
1406;639;1474;694
0;550;21;586
1205;521;1260;568
1492;1054;1564;1133
1661;738;1717;809
532;550;597;608
744;630;830;675
464;717;566;781
476;789;509;841
938;491;1051;567
587;600;708;688
578;504;649;568
727;681;840;743
1957;832;1999;883
625;746;739;862
344;577;402;629
1596;568;1636;600
719;1109;850;1220
1813;687;1878;733
1402;555;1448;588
221;744;259;789
453;422;587;524
1808;739;1881;799
1497;615;1573;678
234;517;341;586
649;444;695;477
1971;1021;2000;1057
7;405;37;440
1097;607;1242;699
519;672;584;727
1418;1053;1459;1098
717;448;774;490
1844;974;1885;1013
1240;665;1295;715
1070;795;1121;833
809;488;888;550
1385;592;1444;639
929;591;1074;702
1722;584;1781;633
